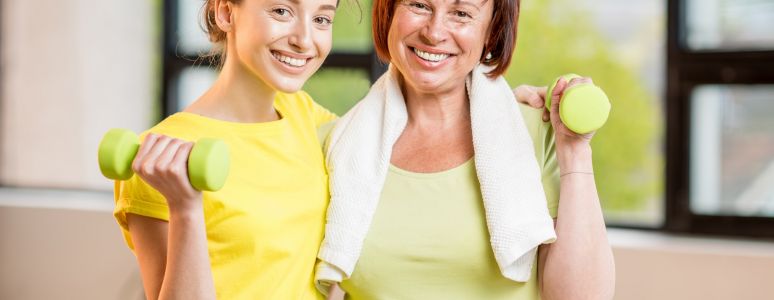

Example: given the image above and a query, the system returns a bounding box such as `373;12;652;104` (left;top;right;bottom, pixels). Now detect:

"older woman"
316;0;615;299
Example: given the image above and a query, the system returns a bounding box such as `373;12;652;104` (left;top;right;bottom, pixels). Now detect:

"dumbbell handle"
98;129;229;191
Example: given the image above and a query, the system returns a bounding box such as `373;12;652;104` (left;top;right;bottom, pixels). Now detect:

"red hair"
372;0;521;78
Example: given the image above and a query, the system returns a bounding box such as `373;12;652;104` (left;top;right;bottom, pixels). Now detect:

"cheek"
315;31;333;57
457;26;489;58
386;26;402;59
387;21;415;59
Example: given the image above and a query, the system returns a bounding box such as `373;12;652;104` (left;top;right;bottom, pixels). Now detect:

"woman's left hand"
547;77;597;172
548;77;596;145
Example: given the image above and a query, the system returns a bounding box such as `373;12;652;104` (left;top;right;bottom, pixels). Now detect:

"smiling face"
225;0;337;93
387;0;494;95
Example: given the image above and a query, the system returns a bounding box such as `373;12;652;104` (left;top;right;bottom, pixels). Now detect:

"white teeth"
413;48;449;62
272;52;307;67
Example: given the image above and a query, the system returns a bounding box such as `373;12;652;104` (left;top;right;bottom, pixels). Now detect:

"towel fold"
316;64;557;292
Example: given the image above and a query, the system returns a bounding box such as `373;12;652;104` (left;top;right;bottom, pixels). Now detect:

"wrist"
166;196;204;216
557;144;593;172
168;206;205;223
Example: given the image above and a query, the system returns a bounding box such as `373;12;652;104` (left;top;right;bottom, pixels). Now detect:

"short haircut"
371;0;521;78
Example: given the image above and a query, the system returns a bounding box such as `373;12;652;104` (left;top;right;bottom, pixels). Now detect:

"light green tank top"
339;105;559;300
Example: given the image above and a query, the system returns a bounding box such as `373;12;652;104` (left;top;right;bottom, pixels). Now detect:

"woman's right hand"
513;84;551;122
132;133;203;213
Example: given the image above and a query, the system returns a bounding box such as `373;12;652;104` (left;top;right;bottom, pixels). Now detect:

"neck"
402;76;470;131
185;55;280;123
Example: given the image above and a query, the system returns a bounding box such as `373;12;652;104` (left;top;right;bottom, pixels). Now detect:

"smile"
412;47;451;62
271;51;309;67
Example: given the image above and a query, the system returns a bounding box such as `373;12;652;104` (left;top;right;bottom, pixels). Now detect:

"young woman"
114;0;338;299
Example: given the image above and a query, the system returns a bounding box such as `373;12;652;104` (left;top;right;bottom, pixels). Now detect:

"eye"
272;8;289;16
409;1;429;11
454;10;471;19
314;16;333;26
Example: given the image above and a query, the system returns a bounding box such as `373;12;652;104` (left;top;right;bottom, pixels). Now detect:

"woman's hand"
547;77;596;172
326;283;345;300
132;133;203;214
513;84;552;122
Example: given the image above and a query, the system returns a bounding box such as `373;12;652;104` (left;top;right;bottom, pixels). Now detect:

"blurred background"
1;0;773;299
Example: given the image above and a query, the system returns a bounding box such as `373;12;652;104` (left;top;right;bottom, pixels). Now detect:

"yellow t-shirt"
340;104;559;299
113;91;336;300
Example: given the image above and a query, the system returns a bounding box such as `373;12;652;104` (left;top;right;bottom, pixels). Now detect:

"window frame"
665;0;774;238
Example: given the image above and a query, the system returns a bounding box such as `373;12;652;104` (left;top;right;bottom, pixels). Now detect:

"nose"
419;13;448;45
288;18;313;52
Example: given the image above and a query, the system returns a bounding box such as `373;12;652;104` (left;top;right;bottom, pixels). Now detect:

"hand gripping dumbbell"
98;129;230;191
545;74;611;134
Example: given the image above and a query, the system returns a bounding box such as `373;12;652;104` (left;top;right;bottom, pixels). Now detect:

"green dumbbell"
545;74;611;134
97;128;230;191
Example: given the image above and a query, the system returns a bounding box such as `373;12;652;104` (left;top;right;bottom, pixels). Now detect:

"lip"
407;46;454;69
270;50;314;75
272;50;314;60
411;45;454;56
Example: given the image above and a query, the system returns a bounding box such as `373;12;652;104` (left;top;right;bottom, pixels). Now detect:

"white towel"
316;64;557;291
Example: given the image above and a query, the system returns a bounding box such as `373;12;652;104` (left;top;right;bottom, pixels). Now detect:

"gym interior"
1;0;773;299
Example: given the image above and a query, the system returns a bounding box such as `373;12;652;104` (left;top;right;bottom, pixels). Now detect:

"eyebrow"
319;4;337;11
453;0;488;5
281;0;337;12
453;0;487;9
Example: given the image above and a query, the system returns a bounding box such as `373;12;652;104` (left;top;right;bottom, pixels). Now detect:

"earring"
485;52;493;60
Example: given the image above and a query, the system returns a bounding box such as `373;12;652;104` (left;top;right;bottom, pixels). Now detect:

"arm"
537;78;616;299
326;283;345;300
129;134;216;300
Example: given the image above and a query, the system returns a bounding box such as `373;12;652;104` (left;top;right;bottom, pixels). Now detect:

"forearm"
158;209;216;300
542;147;615;299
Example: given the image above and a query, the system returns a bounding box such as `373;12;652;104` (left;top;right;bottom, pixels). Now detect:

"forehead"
432;0;494;11
444;0;491;6
255;0;338;8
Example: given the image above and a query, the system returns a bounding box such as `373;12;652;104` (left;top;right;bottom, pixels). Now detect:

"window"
690;85;774;217
684;0;774;51
666;0;774;237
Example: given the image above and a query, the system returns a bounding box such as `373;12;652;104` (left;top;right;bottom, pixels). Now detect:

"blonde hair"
201;0;242;67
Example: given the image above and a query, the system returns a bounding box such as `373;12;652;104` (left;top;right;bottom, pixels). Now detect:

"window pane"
174;66;218;112
332;0;372;53
303;68;371;116
690;85;774;217
685;0;774;51
177;0;211;55
506;0;666;226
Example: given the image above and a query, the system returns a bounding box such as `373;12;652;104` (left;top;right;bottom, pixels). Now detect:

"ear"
214;0;235;33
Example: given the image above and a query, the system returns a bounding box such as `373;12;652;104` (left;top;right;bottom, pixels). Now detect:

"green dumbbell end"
545;74;581;110
561;84;611;134
546;74;611;134
188;138;230;191
98;129;139;180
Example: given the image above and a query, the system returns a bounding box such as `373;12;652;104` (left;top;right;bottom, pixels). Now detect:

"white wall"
0;0;157;190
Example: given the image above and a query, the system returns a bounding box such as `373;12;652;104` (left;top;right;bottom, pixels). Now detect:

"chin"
405;72;451;92
268;76;308;94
